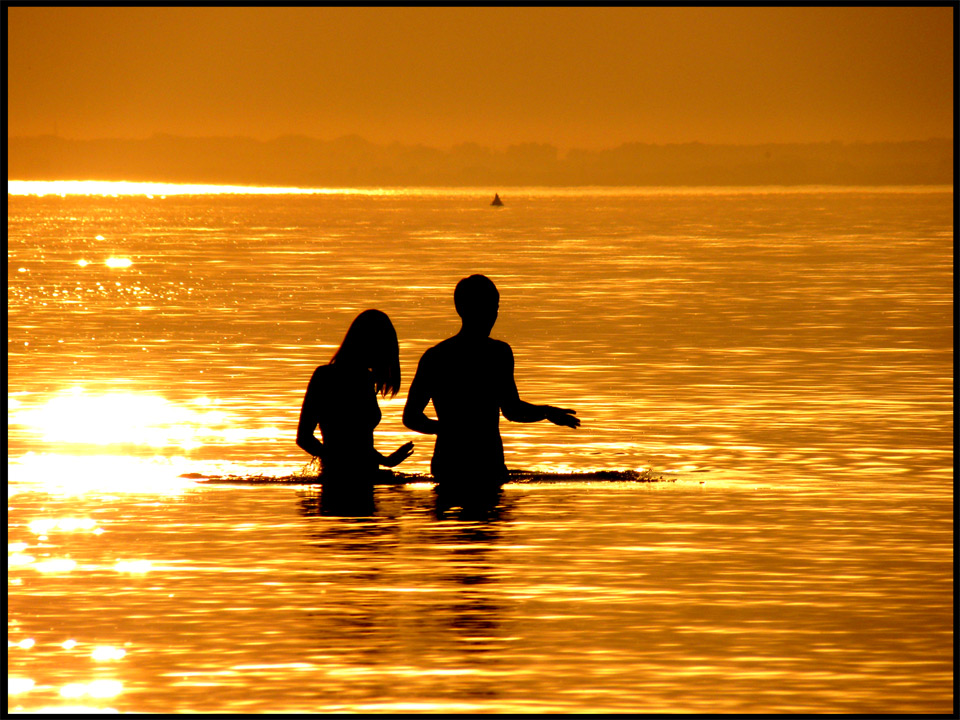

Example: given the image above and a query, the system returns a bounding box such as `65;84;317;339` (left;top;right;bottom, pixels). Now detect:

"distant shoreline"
7;180;954;198
8;135;952;188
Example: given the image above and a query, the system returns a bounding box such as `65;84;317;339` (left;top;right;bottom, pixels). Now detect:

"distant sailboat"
491;193;503;206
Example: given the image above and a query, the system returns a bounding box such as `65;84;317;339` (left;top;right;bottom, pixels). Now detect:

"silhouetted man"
403;274;579;494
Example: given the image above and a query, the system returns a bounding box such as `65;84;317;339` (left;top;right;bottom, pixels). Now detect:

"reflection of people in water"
403;274;580;497
297;309;414;489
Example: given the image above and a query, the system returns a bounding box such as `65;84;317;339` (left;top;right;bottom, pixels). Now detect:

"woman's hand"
382;441;415;467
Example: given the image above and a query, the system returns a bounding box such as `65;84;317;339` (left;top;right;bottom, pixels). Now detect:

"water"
7;185;954;712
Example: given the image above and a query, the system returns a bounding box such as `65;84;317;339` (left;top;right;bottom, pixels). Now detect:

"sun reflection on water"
104;257;133;268
32;708;119;715
7;180;383;197
7;453;195;495
8;677;36;695
91;647;127;661
32;558;79;573
10;388;229;450
114;560;153;574
28;517;99;534
59;679;124;699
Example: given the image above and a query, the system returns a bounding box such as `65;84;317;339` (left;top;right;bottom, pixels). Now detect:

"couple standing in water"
296;274;580;501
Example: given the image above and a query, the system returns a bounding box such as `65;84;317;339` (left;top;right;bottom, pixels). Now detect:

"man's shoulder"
422;336;512;366
420;339;448;361
423;335;461;356
487;337;512;354
478;337;513;359
429;335;511;351
428;336;456;352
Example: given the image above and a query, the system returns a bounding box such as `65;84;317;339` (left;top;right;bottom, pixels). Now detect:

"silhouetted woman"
297;310;414;488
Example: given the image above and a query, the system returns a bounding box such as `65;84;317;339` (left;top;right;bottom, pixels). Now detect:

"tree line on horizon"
7;134;951;187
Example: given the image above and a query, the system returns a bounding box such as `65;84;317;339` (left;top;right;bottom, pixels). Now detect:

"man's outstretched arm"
403;355;440;435
499;345;580;428
502;398;580;428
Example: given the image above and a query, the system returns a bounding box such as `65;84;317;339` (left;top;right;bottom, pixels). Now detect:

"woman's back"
306;363;382;478
296;309;413;485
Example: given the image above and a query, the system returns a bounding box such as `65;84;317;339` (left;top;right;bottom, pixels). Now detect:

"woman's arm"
296;367;327;459
375;441;415;467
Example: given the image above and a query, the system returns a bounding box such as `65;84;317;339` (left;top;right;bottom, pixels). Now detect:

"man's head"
454;274;499;337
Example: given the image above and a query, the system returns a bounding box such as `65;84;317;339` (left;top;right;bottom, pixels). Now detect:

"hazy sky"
7;6;954;148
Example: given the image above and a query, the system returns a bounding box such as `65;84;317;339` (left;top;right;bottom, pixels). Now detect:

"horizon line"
7;180;954;198
8;133;953;152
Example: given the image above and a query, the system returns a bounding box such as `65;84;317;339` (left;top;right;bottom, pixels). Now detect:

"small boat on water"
491;193;503;206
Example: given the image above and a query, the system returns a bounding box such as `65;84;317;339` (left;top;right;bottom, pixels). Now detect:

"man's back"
409;333;515;482
403;274;579;490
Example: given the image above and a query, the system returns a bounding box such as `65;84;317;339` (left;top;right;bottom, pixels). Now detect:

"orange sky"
7;6;954;149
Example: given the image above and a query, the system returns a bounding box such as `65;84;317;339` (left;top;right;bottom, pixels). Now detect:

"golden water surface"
7;185;954;712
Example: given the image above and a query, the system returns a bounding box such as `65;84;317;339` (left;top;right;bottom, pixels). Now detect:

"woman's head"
331;309;400;397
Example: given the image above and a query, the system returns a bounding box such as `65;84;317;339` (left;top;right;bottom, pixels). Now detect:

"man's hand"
382;441;415;467
544;406;580;429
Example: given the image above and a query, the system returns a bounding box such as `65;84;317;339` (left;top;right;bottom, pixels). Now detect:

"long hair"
330;309;401;398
